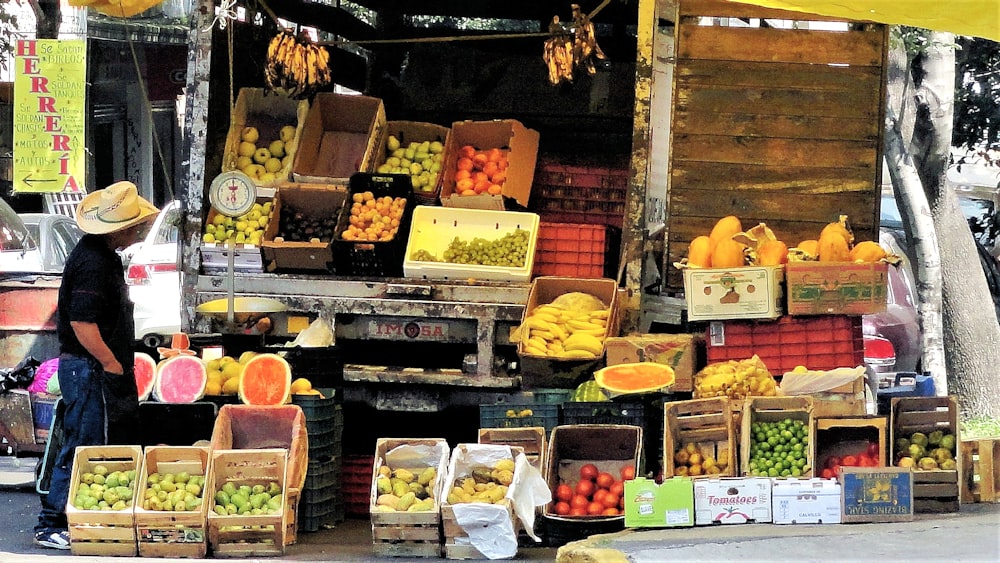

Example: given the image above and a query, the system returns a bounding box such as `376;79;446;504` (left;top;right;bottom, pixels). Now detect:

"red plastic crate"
532;222;615;278
705;315;864;376
530;160;628;228
343;454;374;516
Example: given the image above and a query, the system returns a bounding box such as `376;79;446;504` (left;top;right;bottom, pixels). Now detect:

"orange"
472;153;488;170
456;157;474;172
459;145;476;159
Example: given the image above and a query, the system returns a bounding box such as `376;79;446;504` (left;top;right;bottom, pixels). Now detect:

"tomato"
580;463;600;481
602;507;620;516
569;506;588;517
825;456;841;469
587;501;605;516
601;493;620;509
555;484;573;503
592;489;608;505
596;472;616;490
841;455;858;467
620;465;636;481
609;481;625;498
570;494;589;510
858;454;878;467
575;479;595;498
554;501;571;516
821;468;834;479
866;442;880;459
832;464;843;477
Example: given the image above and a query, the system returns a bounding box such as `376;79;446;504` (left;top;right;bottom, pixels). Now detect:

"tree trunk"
888;31;1000;420
28;0;61;39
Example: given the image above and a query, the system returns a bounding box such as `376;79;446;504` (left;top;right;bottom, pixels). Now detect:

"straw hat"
75;181;160;235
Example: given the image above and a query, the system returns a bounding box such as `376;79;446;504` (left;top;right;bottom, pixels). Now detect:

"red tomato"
602;507;620;516
841;455;858;467
620;465;636;481
554;501;571;516
602;493;620;509
858;454;878;467
609;481;625;498
592;489;608;505
587;501;605;516
580;463;600;481
555;484;573;503
866;442;880;459
825;456;841;469
570;494;589;510
832;464;843;477
569;506;588;517
575;479;595;498
821;468;835;479
596;472;616;490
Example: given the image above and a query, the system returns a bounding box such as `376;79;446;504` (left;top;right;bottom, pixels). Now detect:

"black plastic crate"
308;427;343;460
302;482;338;505
298;499;345;532
300;401;343;433
561;401;645;426
282;347;343;387
479;402;559;433
542;513;624;547
331;173;415;277
137;401;218;447
304;458;342;491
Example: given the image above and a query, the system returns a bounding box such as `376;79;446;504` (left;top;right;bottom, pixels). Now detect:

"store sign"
13;39;87;194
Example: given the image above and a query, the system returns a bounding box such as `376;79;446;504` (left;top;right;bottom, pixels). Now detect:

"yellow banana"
528;336;549;350
548;322;569;341
525;317;554;332
523;344;548;357
589;309;610;320
530;311;560;324
559;349;598;360
530;329;555;341
563;332;604;355
567;319;606;332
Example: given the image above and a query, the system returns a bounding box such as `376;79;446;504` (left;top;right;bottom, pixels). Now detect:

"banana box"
839;467;914;523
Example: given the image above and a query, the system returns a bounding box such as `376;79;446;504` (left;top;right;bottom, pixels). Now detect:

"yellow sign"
13;39;87;194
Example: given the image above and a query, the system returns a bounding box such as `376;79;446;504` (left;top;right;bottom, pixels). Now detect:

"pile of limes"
747;417;810;477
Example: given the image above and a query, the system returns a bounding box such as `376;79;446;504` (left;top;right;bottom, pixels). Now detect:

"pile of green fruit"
141;471;206;512
746;418;810;477
203;201;274;246
373;465;438;512
894;429;957;470
410;229;531;267
212;481;283;516
231;125;297;184
375;135;445;193
72;465;136;511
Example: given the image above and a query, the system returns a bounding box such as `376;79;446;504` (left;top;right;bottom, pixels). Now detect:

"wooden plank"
68;540;138;557
678;0;870;22
674;111;877;141
914;498;960;513
667;190;877;233
372;525;441;541
444;543;488;560
677;85;880;121
373;541;442;558
672;135;878;168
676;59;883;91
671;162;875;194
678;25;885;67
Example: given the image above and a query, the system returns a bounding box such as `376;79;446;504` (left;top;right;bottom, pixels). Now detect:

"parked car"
862;228;921;375
123;200;182;348
19;213;84;273
0;199;45;273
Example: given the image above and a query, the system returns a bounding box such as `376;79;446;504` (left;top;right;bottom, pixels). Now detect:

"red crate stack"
532;222;615;278
705;315;864;376
530;158;628;229
342;454;375;517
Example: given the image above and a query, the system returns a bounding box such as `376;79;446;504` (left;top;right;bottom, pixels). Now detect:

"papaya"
796;239;820;257
849;240;887;263
709;216;742;249
756;240;789;266
711;238;746;269
818;231;850;262
687;235;713;268
820;215;854;247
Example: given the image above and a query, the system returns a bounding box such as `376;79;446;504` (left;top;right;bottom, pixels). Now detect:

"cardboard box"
683;266;784;321
771;478;842;524
517;277;620;389
839;467;914;522
403;206;540;282
624;477;695;528
693;477;773;524
261;183;348;272
785;261;888;315
440;119;540;211
292;92;386;186
779;367;867;418
222;88;309;187
374;120;452;204
604;333;703;393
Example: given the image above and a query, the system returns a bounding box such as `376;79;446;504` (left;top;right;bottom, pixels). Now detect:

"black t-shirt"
57;234;135;373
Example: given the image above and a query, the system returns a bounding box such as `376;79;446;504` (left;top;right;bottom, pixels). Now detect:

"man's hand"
70;321;123;374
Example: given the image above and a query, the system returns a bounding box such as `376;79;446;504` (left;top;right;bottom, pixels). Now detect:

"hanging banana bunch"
542;4;608;86
571;3;607;77
264;30;332;100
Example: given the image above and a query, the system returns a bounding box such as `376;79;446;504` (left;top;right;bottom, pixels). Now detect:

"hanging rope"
203;0;239;32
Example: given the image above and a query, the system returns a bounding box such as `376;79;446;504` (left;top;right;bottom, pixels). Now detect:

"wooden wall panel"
678;25;885;66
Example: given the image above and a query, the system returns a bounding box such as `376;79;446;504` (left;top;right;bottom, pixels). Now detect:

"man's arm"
70;321;124;375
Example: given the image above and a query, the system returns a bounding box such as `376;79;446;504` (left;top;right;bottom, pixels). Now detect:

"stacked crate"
292;389;345;531
891;396;961;512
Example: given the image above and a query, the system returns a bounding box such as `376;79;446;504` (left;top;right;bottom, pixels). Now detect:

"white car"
124;200;182;347
0;199;45;273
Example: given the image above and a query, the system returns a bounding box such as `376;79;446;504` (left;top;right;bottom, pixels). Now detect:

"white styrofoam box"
771;478;842;524
200;244;264;273
693;477;772;525
403;206;539;282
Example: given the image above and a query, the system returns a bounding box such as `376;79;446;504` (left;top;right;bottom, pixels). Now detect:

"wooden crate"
662;397;736;478
478;427;547;473
135;445;211;558
740;396;815;477
370;438;450;558
441;443;524;560
890;396;961;513
664;0;888;292
960;438;1000;503
206;449;287;558
813;416;888;476
66;445;143;557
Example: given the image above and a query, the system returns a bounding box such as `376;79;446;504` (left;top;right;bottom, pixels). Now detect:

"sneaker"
34;529;70;550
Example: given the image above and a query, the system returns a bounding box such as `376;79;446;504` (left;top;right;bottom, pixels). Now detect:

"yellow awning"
727;0;1000;42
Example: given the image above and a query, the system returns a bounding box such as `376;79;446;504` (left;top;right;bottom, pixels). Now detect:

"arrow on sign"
22;174;58;188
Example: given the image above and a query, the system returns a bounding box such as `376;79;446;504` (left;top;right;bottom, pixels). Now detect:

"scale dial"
209;171;258;217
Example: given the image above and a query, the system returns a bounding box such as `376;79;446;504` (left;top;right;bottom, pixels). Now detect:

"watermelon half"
134;352;157;401
153;355;208;403
594;362;676;395
238;353;292;406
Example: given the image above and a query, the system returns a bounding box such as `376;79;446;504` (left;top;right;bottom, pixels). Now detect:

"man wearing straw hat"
34;181;159;550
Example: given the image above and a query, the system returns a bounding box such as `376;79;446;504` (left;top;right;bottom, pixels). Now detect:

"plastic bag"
27;357;59;394
0;356;40;394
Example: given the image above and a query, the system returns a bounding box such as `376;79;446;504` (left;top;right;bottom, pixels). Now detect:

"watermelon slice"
134;352;157;401
238;353;292;406
153;355;208;403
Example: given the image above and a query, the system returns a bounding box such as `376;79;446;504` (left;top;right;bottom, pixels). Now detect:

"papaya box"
785;261;888;316
683;266;784;322
604;333;704;393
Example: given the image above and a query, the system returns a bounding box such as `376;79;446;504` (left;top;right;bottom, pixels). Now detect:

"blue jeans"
35;356;107;532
